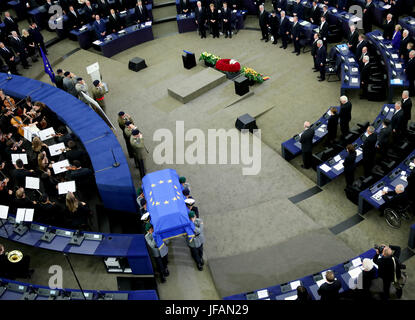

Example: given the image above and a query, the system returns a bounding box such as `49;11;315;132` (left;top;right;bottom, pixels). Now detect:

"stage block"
167;68;227;104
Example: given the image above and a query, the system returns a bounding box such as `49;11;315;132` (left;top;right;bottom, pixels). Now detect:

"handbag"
392;257;407;290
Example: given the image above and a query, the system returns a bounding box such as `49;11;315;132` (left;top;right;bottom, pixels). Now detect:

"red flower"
215;59;241;73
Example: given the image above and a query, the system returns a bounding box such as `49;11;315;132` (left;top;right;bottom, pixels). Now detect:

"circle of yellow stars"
149;179;181;206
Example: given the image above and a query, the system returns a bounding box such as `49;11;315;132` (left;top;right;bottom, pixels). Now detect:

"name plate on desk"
391;79;403;85
30;224;47;233
93;40;103;45
55;229;74;237
85;233;103;241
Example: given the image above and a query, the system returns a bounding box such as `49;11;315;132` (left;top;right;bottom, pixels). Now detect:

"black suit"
347;30;359;54
401;98;412;131
259;10;269;41
344;150;356;186
326;113;339;143
339;101;352;137
406;57;415;96
316;45;327;80
291;22;301;54
399;36;409;58
360;62;370;97
273;0;287;12
373;246;402;300
83;5;97;23
377;125;392;154
309;5;321;24
382;20;395;40
115;0;129;11
10;36;30;68
108;13;123;32
362;132;377;176
208;9;219;38
363;1;375;33
317;280;342;301
67;10;83;29
180;0;191;13
195;7;207;38
318;21;329;47
269;14;280;44
355;40;367;61
134;5;150;22
279;16;290;48
97;0;111;17
311;38;319;69
4;17;19;36
29;26;46;54
0;46;18;74
221;7;232;37
300;127;315;168
391;109;405;140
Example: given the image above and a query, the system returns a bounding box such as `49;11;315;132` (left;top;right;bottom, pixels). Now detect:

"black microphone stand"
111;148;120;167
63;253;87;300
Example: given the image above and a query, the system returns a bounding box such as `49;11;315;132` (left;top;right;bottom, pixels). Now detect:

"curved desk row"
358;149;415;214
224;249;376;300
366;30;408;104
317;104;395;187
0;214;153;275
0;278;158;300
336;43;361;95
0;73;138;213
281;106;340;161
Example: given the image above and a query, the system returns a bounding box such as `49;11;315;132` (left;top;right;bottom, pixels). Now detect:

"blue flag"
40;46;55;84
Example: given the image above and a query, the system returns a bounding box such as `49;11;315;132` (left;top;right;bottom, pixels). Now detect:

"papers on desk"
391;79;403;85
0;205;9;219
350;16;361;23
351;257;362;267
48;143;66;156
145;21;152;26
58;181;76;195
285;295;298;300
376;35;384;41
38;127;55;141
395;63;402;69
333;161;344;171
331;8;337;13
290;280;301;291
350;77;359;84
300;21;309;26
385;44;393;49
313;27;319;33
93;40;102;45
52;159;70;174
356;148;362;157
16;208;34;223
348;266;362;279
320;164;331;172
11;153;28;165
257;289;269;299
334;155;341;162
316;279;326;287
391;54;399;59
384;106;390;113
120;10;127;14
348;58;355;63
383;4;391;9
79;25;88;31
232;9;237;13
25;177;40;190
289;17;294;22
409;20;415;25
372;189;385;201
351;67;358;73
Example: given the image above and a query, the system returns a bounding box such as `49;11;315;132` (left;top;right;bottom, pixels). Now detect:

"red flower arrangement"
215;59;241;73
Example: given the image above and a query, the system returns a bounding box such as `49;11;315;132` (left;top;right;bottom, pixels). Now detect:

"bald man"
300;121;315;169
382;14;395;40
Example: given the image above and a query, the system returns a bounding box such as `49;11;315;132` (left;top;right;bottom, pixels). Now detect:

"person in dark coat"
291;16;301;55
316;40;327;81
258;5;269;42
401;90;412;132
377;119;392;155
339;96;352;138
21;29;38;62
363;0;375;34
269;10;280;45
309;1;321;25
9;31;30;69
405;50;415;96
347;25;359;54
300;121;315;169
296;286;312;301
221;2;232;38
97;0;111;17
180;0;191;14
195;1;207;38
318;16;329;47
134;0;150;23
382;14;395;40
3;12;20;36
326;107;339;146
362;126;377;176
360;56;370;98
311;33;319;71
273;0;287;12
28;23;47;55
67;6;83;29
399;29;410;59
344;144;356;187
391;101;405;142
356;34;368;60
317;270;342;301
108;8;124;33
279;10;290;49
208;3;220;38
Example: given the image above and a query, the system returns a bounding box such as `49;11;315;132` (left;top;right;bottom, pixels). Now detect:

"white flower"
230;59;238;64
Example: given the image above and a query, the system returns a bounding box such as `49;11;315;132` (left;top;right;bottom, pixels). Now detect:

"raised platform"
167;68;227;104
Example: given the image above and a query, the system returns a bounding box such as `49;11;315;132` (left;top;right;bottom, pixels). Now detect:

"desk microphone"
6;72;12;80
111;148;120;167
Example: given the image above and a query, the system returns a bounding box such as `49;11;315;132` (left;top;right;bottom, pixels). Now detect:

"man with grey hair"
316;39;326;81
382;13;394;40
391;101;405;141
259;5;269;42
195;1;207;38
399;29;410;58
401;90;412;132
360;55;370;98
347;25;358;53
9;31;30;69
300;121;315;169
362;125;377;176
339;95;352;138
405;50;415;96
279;10;290;49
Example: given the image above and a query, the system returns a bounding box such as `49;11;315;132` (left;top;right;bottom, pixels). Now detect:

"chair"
327;24;342;43
367;83;387;101
384;204;412;229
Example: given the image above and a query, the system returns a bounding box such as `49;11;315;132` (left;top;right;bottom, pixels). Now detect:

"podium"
235;114;257;132
234;75;249;96
129;57;147;72
182;52;196;69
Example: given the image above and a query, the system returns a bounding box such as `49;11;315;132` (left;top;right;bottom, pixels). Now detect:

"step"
152;0;176;9
153;16;177;24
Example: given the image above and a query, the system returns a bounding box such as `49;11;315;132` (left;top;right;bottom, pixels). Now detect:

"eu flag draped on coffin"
142;169;195;248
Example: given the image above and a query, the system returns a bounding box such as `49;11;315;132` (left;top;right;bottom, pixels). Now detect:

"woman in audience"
21;29;38;63
208;3;219;38
296;286;311;301
38;151;51;172
391;24;402;50
344;144;357;187
65;191;91;230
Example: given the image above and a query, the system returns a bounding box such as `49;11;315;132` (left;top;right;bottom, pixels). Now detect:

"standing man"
363;0;375;34
93;15;107;40
383;14;395;40
347;25;359;54
0;42;19;75
91;80;107;112
108;9;124;33
356;34;368;60
326;107;339;146
405;50;415;96
360;56;370;98
391;101;405;142
130;129;147;178
3;12;19;36
75;77;90;104
291;16;301;56
187;211;205;271
309;1;321;25
118;112;135;158
269;11;279;45
195;1;207;39
401;90;412;133
311;33;320;71
221;2;232;38
135;0;150;24
377;119;392;155
362;126;377;177
316;40;327;81
344;144;357;187
144;223;169;283
317;270;342;301
399;30;410;59
318;16;328;48
63;71;78;97
29;23;47;55
55;69;65;90
300;121;315;169
124;121;136;159
279;11;290;49
259;5;269;42
339;96;352;139
9;31;31;70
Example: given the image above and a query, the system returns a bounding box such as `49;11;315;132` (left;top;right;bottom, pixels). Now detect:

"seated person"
64;140;89;166
64;191;92;230
12;187;35;213
65;159;93;183
11;159;36;188
381;184;410;218
34;195;65;226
